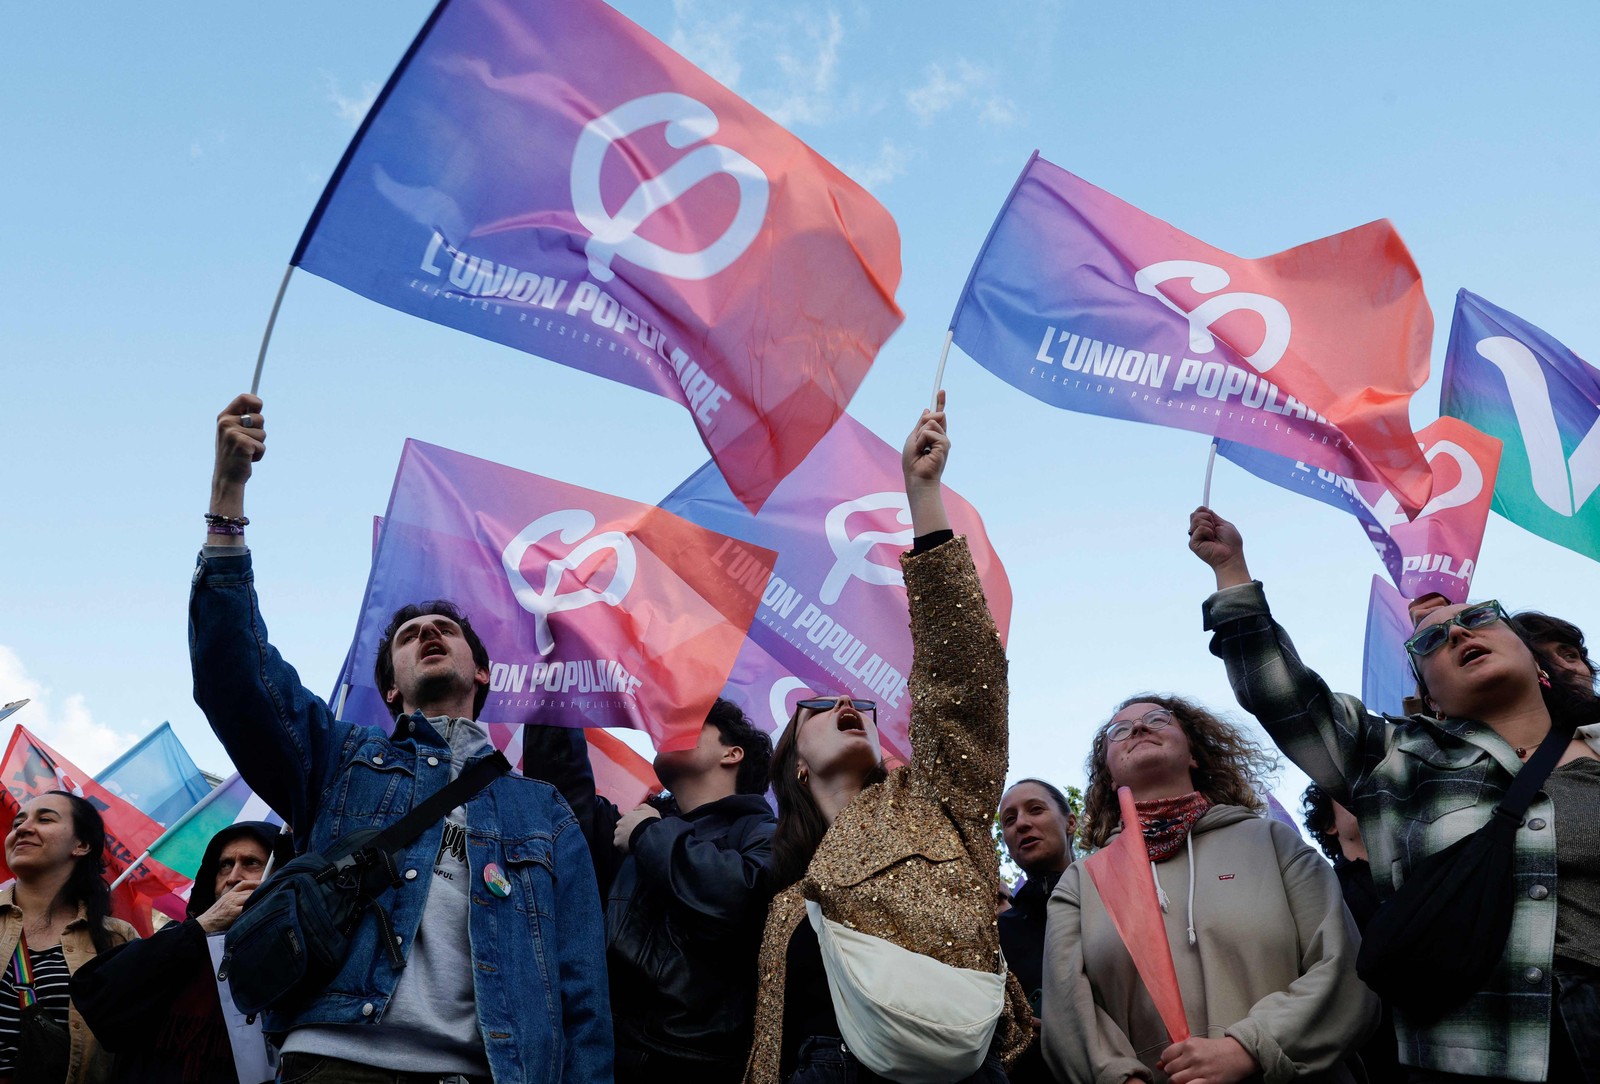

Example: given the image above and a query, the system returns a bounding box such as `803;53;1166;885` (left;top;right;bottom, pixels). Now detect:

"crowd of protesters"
0;393;1594;1084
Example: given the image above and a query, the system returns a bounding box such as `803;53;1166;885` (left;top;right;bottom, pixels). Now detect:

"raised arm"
901;393;1009;830
1188;506;1389;805
189;394;356;839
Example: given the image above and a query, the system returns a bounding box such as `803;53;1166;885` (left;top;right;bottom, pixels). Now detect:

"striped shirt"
0;943;71;1072
1204;581;1563;1083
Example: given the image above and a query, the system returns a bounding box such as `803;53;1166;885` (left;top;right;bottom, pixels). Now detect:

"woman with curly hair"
743;396;1032;1084
1042;695;1376;1084
0;791;137;1084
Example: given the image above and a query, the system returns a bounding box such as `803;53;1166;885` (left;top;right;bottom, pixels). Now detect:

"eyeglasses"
1106;708;1174;742
797;696;877;719
1404;600;1507;659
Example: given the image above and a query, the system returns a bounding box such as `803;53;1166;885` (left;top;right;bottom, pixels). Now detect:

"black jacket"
998;868;1064;1084
520;725;776;1067
606;793;775;1066
72;821;291;1084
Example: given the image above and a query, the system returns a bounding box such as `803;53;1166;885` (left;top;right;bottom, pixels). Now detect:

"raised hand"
209;393;265;543
903;390;952;538
1188;507;1251;590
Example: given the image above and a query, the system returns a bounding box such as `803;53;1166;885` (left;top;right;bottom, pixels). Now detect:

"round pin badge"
482;861;512;898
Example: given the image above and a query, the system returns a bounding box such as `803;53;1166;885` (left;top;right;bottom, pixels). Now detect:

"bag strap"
368;749;511;856
10;932;36;1010
1493;719;1576;823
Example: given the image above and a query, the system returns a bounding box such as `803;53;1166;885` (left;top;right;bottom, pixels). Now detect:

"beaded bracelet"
206;522;247;536
204;512;250;527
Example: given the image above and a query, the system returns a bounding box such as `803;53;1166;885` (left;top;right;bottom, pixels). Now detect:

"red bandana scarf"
1134;792;1212;862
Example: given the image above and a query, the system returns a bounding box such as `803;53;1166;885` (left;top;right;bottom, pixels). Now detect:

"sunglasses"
1106;708;1175;742
1404;600;1507;660
796;697;877;718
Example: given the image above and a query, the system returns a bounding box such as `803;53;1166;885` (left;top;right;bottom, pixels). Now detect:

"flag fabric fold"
1217;415;1501;602
1441;288;1600;561
951;153;1436;514
94;722;212;828
659;412;1010;762
1363;576;1415;717
487;726;662;810
293;0;903;512
1082;786;1190;1045
144;772;283;886
336;440;774;753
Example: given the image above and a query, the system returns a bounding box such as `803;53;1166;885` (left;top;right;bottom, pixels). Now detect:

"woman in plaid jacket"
1189;507;1599;1084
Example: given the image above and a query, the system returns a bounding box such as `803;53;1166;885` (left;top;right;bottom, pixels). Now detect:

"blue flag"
94;723;212;828
1362;576;1414;717
1441;289;1600;561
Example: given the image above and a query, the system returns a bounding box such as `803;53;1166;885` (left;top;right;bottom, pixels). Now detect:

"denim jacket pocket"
333;749;416;832
502;834;557;918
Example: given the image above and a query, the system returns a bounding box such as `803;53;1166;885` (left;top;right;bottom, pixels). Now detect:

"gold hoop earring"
796;767;809;785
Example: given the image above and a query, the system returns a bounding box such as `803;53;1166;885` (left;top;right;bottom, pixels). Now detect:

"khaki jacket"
0;886;137;1084
1042;807;1377;1084
745;537;1031;1084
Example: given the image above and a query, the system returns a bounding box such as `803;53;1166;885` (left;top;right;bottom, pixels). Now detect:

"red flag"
0;727;191;935
1083;786;1190;1043
487;725;663;810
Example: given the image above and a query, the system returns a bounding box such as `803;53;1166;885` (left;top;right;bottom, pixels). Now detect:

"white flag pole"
1202;439;1219;508
930;329;954;411
249;266;294;396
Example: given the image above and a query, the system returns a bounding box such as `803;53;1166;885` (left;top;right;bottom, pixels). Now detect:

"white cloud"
842;139;911;193
905;60;1019;128
763;11;844;127
669;4;849;129
324;75;380;130
0;647;138;775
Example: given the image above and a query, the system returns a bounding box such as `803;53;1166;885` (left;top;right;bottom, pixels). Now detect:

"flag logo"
571;92;771;284
502;508;638;656
1474;335;1600;518
768;676;810;730
820;493;914;604
1133;259;1292;374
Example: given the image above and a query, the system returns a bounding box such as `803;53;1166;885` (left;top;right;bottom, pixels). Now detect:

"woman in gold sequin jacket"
742;395;1032;1084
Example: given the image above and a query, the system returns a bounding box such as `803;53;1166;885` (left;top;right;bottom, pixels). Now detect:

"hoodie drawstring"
1147;838;1199;946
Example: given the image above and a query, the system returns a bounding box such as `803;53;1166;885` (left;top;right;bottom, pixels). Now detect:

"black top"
997;869;1063;1084
780;919;838;1079
0;944;69;1073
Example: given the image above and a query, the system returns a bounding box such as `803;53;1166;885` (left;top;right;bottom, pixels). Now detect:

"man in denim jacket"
189;393;613;1084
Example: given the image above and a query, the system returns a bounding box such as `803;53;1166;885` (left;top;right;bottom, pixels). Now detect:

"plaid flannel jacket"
1204;581;1556;1083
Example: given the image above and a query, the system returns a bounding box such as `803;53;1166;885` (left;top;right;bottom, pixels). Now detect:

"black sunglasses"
1405;600;1507;659
796;697;877;717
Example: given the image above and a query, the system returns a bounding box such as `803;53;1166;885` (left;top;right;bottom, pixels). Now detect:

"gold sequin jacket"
744;536;1031;1084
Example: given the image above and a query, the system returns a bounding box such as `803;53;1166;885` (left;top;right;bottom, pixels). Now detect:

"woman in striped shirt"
0;792;135;1084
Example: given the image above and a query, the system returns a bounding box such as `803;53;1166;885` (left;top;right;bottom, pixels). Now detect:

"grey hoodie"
1042;804;1377;1084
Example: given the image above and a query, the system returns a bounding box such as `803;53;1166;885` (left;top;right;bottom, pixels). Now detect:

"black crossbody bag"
1356;722;1572;1021
220;750;510;1018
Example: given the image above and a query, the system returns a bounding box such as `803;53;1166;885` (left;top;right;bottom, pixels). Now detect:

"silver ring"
241;414;254;429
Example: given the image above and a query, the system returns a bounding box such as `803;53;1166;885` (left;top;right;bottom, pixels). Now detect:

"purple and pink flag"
292;0;903;512
951;153;1437;515
337;440;774;752
487;727;662;810
1218;415;1502;602
659;412;1011;763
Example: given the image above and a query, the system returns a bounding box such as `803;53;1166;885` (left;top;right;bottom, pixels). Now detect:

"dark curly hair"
1300;783;1341;863
1080;694;1279;850
704;697;774;796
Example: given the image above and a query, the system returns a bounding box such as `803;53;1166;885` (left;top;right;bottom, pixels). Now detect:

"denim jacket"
189;549;613;1083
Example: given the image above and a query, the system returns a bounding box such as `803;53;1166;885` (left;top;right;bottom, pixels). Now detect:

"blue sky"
5;1;1599;824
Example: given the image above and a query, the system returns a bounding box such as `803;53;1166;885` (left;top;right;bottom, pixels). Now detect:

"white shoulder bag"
805;899;1006;1084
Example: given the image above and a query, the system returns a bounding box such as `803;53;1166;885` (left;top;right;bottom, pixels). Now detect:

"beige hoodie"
1041;805;1377;1084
